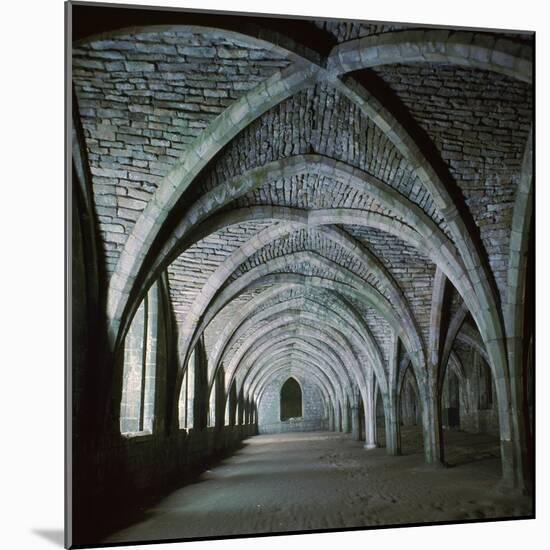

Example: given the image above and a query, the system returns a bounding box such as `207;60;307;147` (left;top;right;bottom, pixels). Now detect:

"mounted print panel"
66;1;535;547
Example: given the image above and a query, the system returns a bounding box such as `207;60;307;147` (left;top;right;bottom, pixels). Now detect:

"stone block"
125;61;156;72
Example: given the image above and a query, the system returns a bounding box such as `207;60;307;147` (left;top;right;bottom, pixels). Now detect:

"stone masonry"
70;7;534;546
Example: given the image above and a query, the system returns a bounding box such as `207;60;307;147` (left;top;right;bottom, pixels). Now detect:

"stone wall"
76;424;256;545
73;29;291;276
71;271;259;545
257;371;328;434
374;63;532;304
460;409;500;438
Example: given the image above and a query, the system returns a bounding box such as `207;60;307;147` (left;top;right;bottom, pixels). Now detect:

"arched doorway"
280;377;302;421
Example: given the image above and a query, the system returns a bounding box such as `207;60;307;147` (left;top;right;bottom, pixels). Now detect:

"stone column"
364;413;377;449
421;374;445;466
328;404;335;431
496;367;531;492
215;370;225;431
193;340;208;431
228;382;237;426
384;401;401;455
386;332;401;455
237;389;245;426
335;401;342;432
342;401;351;433
498;129;532;493
244;398;250;425
363;385;377;449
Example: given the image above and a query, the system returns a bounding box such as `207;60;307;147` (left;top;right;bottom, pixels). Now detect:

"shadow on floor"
95;440;248;543
32;529;64;547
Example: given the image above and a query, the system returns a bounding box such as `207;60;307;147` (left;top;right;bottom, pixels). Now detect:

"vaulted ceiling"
72;11;533;408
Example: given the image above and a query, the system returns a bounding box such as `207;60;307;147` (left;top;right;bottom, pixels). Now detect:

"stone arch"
184;251;422;366
89;21;519;472
175;218;425;372
400;370;421;427
504;129;533;483
254;361;336;420
227;315;365;402
110;155;470;357
207;281;385;386
194;270;426;450
213;290;385;390
105;65;320;344
250;349;340;399
238;331;353;400
280;377;303;421
440;303;470;386
254;360;335;407
69;17;537;533
214;293;387;425
192;273;399;414
328;29;533;82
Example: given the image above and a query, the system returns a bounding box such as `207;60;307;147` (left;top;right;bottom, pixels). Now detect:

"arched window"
280;377;302;421
178;348;195;430
120;283;158;435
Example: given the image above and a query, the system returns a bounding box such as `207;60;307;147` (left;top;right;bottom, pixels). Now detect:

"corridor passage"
69;10;534;545
105;431;531;544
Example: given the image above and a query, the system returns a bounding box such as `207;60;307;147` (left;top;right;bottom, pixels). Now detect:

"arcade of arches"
69;4;534;546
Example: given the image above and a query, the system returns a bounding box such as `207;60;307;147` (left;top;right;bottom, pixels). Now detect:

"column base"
364;443;377;450
386;449;402;456
495;477;531;496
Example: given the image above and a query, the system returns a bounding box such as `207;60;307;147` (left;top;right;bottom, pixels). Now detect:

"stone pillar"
384;401;401;455
214;368;225;431
328;404;335;431
335;401;342;432
246;397;252;424
244;398;250;425
193;339;208;431
363;386;377;449
364;412;377;449
421;375;445;466
496;367;531;493
237;389;245;426
228;382;237;426
497;130;533;493
342;401;351;433
386;332;401;455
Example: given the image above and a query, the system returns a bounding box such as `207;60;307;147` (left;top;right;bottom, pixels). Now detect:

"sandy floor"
104;429;532;544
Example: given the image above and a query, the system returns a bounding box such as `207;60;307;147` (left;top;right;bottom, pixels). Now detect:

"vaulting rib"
84;23;532;446
327;29;532;82
222;308;368;394
102;24;536;396
208;284;386;387
176;220;423;376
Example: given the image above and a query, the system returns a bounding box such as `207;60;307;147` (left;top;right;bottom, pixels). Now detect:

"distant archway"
280;378;303;421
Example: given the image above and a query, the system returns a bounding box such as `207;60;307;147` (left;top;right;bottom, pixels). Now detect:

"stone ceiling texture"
72;14;533;479
314;21;406;43
73;29;291;275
